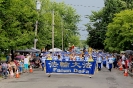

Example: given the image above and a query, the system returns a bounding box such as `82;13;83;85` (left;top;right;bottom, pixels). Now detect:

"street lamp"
36;0;41;10
34;0;41;49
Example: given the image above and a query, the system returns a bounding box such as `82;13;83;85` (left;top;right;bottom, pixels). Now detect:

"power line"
67;4;104;8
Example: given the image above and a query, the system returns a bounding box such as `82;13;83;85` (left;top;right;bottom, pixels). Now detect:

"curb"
0;77;4;81
128;70;133;76
0;69;37;82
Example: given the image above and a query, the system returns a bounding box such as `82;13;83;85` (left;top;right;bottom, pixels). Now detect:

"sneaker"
48;74;51;77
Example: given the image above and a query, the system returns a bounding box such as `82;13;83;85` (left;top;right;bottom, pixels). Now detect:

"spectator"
1;62;8;79
24;55;29;73
122;53;126;61
131;58;133;72
0;63;2;76
113;55;117;68
18;59;24;74
10;60;17;74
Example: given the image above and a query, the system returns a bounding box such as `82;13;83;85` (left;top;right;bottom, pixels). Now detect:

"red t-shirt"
125;60;128;68
14;60;19;66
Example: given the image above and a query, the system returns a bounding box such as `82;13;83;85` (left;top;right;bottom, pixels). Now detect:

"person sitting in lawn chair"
1;62;8;79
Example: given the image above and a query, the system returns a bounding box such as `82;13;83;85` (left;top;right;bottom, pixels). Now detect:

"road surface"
0;68;133;88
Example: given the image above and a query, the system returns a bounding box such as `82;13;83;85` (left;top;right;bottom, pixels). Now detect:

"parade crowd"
0;50;133;79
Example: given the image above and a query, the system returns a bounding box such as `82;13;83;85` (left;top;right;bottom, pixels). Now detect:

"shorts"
24;64;29;70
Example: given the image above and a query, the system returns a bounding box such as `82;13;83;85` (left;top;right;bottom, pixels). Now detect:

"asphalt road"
0;68;133;88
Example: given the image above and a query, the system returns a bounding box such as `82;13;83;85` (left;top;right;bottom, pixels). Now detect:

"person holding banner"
84;54;89;61
65;54;70;61
88;55;94;78
40;55;46;71
46;54;52;77
52;54;58;61
88;55;94;62
47;54;52;60
57;55;62;61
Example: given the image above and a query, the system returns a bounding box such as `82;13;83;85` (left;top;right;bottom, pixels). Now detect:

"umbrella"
31;48;41;52
15;55;25;59
125;50;133;55
114;53;120;56
16;49;38;53
48;48;62;52
120;51;125;54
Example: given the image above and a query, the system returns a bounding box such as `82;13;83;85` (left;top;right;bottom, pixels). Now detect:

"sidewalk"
0;77;3;81
128;70;133;77
0;69;36;82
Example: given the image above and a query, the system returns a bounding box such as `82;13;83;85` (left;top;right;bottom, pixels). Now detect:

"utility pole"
34;0;41;49
52;10;54;52
34;21;38;49
61;19;64;51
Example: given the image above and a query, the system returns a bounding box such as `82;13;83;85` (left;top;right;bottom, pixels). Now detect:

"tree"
0;0;37;50
86;0;133;50
105;9;133;52
86;10;105;49
0;0;80;53
37;0;80;50
121;0;133;8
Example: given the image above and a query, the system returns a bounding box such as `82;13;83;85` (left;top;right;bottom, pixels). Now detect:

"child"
9;68;14;78
18;60;23;74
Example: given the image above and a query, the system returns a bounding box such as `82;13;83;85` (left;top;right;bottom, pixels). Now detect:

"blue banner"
45;60;96;74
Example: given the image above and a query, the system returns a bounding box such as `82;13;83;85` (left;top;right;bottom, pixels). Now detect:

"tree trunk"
11;49;14;61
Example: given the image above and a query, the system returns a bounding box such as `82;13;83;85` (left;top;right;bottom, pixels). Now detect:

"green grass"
0;57;6;61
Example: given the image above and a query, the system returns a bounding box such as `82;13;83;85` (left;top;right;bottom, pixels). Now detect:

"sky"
55;0;104;40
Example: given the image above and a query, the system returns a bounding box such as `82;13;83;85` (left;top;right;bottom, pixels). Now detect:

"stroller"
31;58;41;68
1;63;8;79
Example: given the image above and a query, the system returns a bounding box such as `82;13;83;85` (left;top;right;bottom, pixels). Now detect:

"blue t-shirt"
75;56;80;61
97;57;102;63
65;56;70;61
102;59;106;65
84;56;89;61
19;62;23;67
53;56;58;60
36;53;39;57
41;57;46;63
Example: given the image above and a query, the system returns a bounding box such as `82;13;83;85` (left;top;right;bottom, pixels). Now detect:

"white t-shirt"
24;58;29;64
108;58;113;63
122;55;126;60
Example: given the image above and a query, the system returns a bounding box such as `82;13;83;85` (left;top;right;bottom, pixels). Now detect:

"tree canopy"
0;0;37;50
0;0;80;51
37;0;80;50
105;9;133;52
86;0;133;51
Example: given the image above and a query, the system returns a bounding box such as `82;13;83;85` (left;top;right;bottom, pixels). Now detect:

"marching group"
40;51;133;72
0;51;133;79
